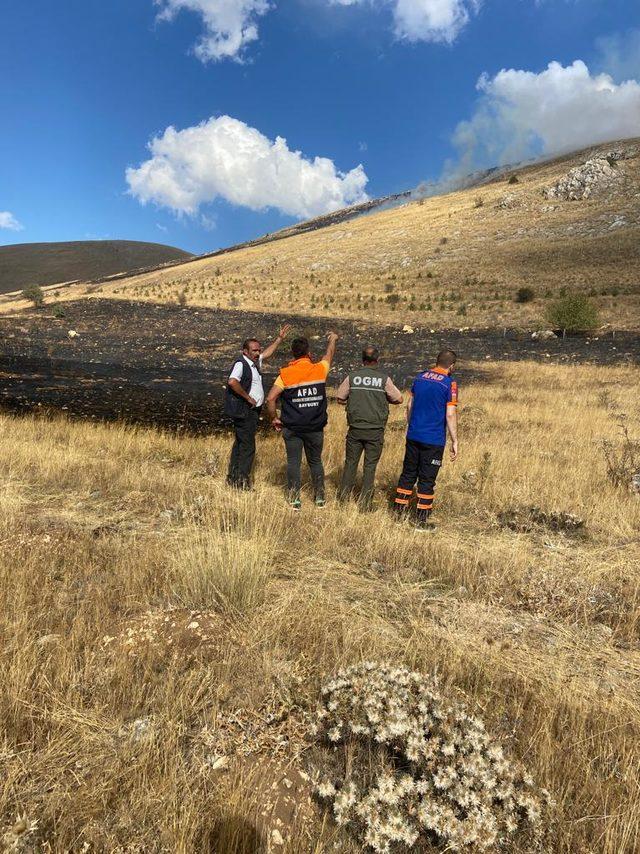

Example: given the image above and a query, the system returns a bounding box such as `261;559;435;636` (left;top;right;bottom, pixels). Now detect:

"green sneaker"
288;499;302;512
315;498;326;509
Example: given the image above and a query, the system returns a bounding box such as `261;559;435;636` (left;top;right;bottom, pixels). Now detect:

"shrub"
600;417;640;490
545;295;599;333
313;662;548;852
474;196;484;208
177;290;188;307
508;174;520;185
515;287;535;304
52;305;66;318
21;285;45;308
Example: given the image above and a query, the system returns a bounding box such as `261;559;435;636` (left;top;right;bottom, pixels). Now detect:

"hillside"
0;240;192;293
28;137;638;331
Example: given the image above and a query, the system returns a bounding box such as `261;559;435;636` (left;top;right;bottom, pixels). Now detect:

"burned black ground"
0;299;637;432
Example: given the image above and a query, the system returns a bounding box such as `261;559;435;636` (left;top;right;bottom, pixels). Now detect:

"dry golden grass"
1;359;640;852
6;139;638;331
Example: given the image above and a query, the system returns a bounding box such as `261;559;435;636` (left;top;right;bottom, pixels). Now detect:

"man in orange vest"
266;332;338;509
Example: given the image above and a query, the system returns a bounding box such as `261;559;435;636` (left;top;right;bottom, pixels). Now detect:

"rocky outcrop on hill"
544;158;620;201
497;193;519;209
543;154;626;201
598;146;637;162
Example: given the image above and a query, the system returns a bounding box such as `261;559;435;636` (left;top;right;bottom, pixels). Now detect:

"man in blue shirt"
394;349;458;531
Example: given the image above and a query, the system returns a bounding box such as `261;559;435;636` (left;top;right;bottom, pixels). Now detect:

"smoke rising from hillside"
449;60;640;177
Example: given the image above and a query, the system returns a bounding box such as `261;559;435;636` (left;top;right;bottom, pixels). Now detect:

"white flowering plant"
311;662;550;852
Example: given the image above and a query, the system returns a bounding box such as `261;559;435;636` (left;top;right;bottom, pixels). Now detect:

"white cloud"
155;0;271;62
126;115;369;219
452;60;640;171
0;211;23;231
329;0;479;44
157;0;479;60
392;0;477;43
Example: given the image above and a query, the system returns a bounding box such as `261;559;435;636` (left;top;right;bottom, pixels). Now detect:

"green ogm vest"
346;367;391;430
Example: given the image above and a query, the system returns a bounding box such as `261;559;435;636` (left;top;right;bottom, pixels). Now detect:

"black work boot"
414;509;436;532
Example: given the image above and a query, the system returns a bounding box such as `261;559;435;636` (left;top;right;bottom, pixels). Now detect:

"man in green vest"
336;345;403;510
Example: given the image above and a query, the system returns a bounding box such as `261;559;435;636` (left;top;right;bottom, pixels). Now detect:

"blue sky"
1;0;639;254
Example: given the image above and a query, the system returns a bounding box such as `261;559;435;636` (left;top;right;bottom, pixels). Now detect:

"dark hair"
436;348;457;368
242;338;260;351
362;345;379;364
291;337;310;359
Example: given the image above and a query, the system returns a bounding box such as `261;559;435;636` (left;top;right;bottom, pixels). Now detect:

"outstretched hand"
279;323;292;340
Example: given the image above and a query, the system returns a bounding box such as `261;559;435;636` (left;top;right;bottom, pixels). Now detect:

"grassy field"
1;359;639;852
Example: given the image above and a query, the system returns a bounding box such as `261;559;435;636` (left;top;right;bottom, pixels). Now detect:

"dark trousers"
282;428;325;501
338;427;384;509
395;439;444;521
227;409;260;488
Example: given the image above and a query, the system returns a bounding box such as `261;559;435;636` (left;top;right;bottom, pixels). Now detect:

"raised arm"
261;323;291;362
266;383;284;431
322;331;338;366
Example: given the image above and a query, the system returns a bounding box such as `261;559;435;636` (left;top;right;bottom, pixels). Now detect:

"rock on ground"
544;157;623;201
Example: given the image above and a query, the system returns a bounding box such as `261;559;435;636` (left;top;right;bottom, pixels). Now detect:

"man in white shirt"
224;324;290;489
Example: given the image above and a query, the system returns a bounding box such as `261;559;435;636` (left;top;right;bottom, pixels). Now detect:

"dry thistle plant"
312;662;550;852
1;814;40;852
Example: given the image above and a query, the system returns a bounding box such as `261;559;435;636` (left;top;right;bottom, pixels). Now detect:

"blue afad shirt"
407;367;458;447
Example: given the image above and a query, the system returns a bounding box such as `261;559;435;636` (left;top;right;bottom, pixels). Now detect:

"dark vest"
223;357;254;420
346;367;391;430
279;358;329;434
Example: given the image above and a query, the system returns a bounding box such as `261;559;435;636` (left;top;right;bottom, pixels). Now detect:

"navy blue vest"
223;358;254;420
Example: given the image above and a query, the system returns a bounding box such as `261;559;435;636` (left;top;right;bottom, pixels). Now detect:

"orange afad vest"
278;357;329;433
